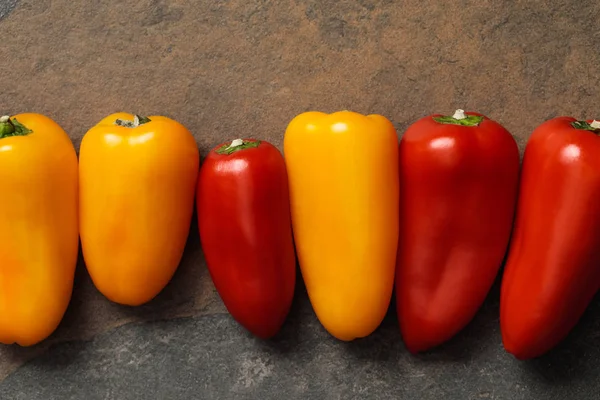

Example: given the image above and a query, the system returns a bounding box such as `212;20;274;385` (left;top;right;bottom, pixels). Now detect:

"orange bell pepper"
283;111;399;341
79;113;199;306
0;113;79;346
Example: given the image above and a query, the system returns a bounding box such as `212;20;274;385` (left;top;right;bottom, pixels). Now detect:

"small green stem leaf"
215;139;261;155
115;114;152;128
572;120;600;132
0;116;33;139
11;118;33;135
136;115;151;124
433;113;484;127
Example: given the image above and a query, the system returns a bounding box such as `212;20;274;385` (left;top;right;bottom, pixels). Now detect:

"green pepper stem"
0;115;33;139
571;120;600;132
0;116;14;137
215;138;261;155
114;114;152;128
433;109;484;127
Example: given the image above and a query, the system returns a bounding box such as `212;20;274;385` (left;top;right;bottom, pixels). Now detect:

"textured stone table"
1;1;599;399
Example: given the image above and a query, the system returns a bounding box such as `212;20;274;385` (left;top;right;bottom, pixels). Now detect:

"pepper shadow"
252;262;313;355
48;207;212;348
400;231;521;363
1;246;92;372
517;293;600;384
410;271;504;362
339;290;405;364
108;210;210;321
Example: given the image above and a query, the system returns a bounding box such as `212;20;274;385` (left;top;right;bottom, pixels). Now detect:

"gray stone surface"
1;280;600;399
0;0;600;398
0;0;17;20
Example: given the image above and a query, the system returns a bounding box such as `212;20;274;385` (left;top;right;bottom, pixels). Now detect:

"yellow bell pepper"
79;113;200;306
283;111;399;341
0;113;79;346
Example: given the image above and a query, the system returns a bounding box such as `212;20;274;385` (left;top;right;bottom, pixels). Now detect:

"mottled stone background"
0;0;599;399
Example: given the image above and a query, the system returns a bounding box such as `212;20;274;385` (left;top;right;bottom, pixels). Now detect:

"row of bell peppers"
0;110;598;360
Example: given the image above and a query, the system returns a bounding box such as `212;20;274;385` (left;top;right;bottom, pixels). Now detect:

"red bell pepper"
396;109;520;353
197;138;296;339
500;117;600;360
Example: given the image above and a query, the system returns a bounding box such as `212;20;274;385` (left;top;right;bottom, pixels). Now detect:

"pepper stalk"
216;139;261;155
0;115;33;139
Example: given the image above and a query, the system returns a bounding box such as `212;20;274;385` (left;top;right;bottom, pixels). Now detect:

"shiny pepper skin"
284;111;399;341
0;113;79;346
197;138;296;339
396;109;520;353
79;113;200;306
501;117;600;360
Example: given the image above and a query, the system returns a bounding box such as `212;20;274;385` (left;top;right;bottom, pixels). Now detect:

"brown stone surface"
0;0;599;392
